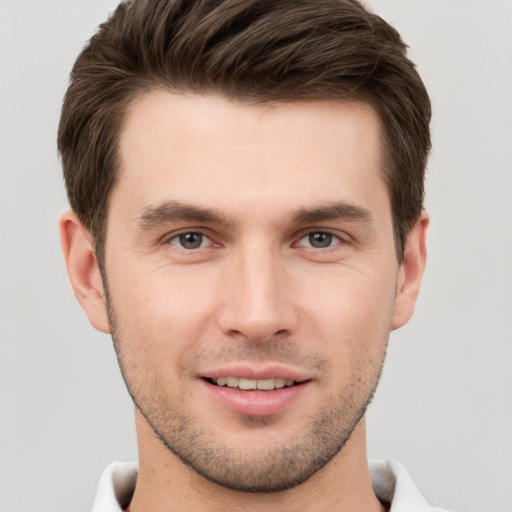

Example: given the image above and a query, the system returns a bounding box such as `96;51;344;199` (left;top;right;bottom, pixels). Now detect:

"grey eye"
308;232;333;248
173;232;206;249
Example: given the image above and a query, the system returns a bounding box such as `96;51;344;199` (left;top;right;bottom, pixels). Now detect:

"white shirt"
91;460;449;511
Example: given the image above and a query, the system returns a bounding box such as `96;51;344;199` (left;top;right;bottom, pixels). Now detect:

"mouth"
205;377;298;391
200;372;312;416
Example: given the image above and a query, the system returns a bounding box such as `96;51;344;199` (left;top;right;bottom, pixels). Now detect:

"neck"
128;410;385;512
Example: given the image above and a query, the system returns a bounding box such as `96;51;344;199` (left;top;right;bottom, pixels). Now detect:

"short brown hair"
58;0;431;264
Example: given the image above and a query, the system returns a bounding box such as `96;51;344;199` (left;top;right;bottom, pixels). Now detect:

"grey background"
0;0;511;511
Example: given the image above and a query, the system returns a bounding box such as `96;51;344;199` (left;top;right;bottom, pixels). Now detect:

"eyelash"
166;230;345;251
294;231;344;249
167;231;215;250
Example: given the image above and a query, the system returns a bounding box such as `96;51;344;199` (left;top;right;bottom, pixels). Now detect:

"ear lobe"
59;210;111;333
391;211;429;330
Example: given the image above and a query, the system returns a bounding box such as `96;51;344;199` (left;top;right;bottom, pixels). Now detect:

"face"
100;92;406;491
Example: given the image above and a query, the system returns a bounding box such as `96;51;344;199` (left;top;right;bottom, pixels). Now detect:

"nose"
216;244;298;343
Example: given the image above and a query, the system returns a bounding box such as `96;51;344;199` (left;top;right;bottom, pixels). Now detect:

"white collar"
369;460;448;511
91;459;448;512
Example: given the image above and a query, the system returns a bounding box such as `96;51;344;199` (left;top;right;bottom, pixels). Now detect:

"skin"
60;92;428;512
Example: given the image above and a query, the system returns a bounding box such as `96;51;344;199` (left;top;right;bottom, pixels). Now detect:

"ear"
391;211;429;330
59;210;111;333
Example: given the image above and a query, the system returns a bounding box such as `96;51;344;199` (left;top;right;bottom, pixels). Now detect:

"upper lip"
199;364;311;383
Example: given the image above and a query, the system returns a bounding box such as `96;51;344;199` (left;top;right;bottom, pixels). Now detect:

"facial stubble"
103;279;389;493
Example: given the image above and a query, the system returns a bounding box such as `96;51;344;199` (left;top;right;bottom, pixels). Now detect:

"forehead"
119;91;382;157
113;91;388;219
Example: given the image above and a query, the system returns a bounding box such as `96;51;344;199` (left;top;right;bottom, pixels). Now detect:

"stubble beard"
104;286;388;493
134;377;381;493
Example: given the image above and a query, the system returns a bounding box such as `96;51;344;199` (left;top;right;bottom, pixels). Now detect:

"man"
58;0;444;510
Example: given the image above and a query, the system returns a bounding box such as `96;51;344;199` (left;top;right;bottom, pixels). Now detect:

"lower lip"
201;380;311;416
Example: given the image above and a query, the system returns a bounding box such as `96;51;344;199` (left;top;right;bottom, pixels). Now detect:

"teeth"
274;378;286;389
256;378;275;390
212;377;296;390
226;376;238;388
216;377;227;386
239;378;256;390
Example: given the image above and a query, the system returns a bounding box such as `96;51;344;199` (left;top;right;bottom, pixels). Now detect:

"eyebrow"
137;199;373;230
137;201;233;229
290;202;373;225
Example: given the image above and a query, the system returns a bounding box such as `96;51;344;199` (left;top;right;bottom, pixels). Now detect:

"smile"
210;377;296;390
202;375;311;416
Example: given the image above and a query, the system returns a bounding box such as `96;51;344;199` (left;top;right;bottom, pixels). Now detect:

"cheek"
302;263;396;317
297;266;396;354
109;264;220;353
